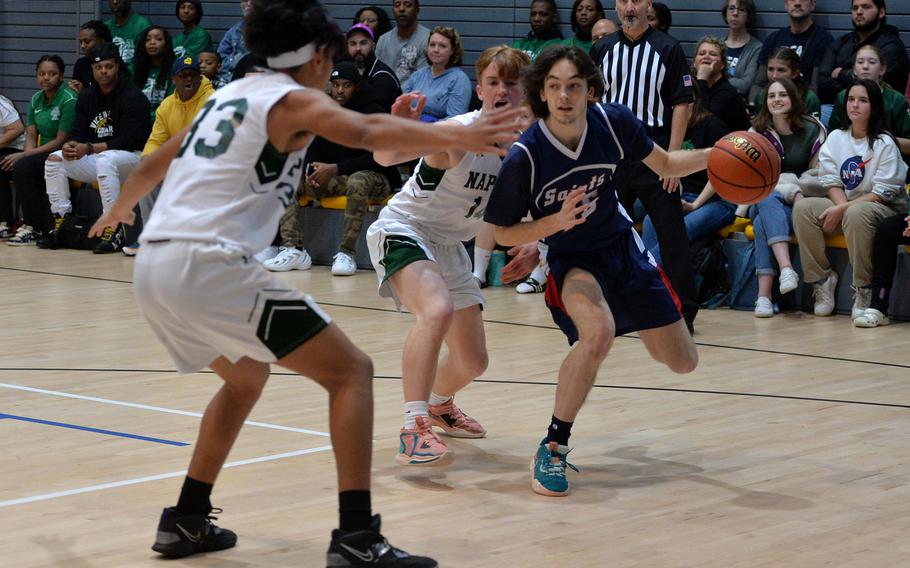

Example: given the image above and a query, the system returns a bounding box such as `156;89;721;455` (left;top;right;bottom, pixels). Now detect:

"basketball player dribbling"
484;45;707;497
89;0;519;565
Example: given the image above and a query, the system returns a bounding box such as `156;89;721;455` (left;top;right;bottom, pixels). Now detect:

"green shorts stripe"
256;298;330;359
379;235;430;283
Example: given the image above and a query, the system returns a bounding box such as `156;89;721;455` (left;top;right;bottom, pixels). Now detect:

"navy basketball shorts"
543;229;682;345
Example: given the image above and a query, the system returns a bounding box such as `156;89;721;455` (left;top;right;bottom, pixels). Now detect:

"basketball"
707;131;781;205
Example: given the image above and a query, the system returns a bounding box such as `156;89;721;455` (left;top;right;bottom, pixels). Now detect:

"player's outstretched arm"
492;187;589;246
89;127;190;238
269;89;520;161
642;145;711;182
371;93;464;167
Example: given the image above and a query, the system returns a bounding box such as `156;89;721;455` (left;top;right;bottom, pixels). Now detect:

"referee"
591;0;699;333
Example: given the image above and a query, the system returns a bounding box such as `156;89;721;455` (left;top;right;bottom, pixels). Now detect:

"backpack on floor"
690;236;730;308
56;214;101;250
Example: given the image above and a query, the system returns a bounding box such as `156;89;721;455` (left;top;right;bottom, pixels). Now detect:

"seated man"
264;62;400;275
41;42;150;253
346;22;401;110
70;20;113;93
198;51;226;89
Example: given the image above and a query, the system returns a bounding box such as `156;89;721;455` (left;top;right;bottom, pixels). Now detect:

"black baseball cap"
89;42;120;64
331;61;362;84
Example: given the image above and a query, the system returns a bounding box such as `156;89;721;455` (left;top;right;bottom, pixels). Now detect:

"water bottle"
487;250;506;287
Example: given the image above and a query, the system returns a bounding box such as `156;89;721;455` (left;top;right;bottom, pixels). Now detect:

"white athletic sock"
428;392;451;406
473;247;492;282
529;262;547;283
403;401;429;429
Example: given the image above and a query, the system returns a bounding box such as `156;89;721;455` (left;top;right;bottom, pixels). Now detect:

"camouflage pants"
278;170;392;254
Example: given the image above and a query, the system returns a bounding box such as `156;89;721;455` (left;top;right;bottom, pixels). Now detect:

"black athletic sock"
175;476;213;515
339;490;372;532
546;415;573;447
870;285;890;313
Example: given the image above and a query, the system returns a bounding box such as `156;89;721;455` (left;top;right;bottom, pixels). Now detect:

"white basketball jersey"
381;111;503;242
140;72;310;254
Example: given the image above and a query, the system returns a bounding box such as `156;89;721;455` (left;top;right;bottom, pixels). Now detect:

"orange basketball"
707;131;781;205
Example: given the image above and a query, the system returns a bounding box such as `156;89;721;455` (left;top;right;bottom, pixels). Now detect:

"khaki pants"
278;170;392;254
792;196;900;288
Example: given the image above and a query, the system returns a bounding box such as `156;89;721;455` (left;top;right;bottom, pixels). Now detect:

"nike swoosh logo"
176;523;202;543
339;542;375;563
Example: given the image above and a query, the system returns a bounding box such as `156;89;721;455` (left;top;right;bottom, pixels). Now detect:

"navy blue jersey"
484;102;654;253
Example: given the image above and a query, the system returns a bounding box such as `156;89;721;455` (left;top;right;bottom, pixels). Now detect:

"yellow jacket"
142;77;214;156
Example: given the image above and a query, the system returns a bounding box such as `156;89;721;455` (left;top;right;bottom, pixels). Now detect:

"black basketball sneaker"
327;514;437;567
151;506;238;559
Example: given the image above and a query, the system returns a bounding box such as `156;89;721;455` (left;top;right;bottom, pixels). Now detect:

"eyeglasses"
726;5;742;13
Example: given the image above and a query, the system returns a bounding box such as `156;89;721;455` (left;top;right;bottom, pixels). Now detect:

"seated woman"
828;45;910;154
353;5;393;40
748;77;827;317
647;2;672;34
402;27;471;122
753;47;820;119
174;0;213;60
131;25;176;120
721;0;762;98
563;0;605;53
641;82;733;265
793;78;908;318
854;210;910;327
1;56;77;245
0;91;25;239
693;36;750;132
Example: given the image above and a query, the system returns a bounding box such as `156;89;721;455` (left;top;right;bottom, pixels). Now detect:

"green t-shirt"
27;85;78;143
511;36;563;62
174;26;214;60
562;35;593;55
106;13;153;65
829;85;910;139
754;88;821;120
130;66;175;121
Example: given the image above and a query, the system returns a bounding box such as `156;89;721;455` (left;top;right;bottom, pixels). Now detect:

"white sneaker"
254;245;280;263
779;267;799;295
330;251;357;276
754;296;774;318
812;273;838;316
516;276;546;294
263;246;312;272
7;224;37;246
853;308;889;328
852;287;871;319
0;221;11;239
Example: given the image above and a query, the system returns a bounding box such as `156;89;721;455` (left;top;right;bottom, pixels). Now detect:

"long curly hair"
132;25;175;92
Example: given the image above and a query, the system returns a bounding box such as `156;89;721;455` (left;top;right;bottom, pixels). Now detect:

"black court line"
3;265;908;370
2;367;909;410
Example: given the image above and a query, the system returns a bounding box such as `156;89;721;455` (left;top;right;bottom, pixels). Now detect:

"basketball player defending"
485;45;706;497
89;0;520;565
366;45;530;465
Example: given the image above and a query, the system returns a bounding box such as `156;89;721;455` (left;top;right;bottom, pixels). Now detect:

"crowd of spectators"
0;0;909;326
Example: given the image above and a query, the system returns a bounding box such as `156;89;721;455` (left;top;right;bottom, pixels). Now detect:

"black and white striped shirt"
590;27;693;142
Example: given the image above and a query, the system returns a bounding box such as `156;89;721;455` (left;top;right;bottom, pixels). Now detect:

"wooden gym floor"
1;246;909;567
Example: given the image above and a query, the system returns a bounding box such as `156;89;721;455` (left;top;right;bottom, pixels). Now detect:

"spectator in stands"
754;0;833;95
512;0;563;61
754;47;821;118
828;45;910;154
563;0;605;53
0;93;25;239
354;5;393;39
217;0;251;84
264;62;400;276
641;81;733;265
121;55;214;256
693;36;750;131
748;77;827;317
376;0;431;83
593;0;699;332
346;23;401;110
722;0;762;98
105;0;153;65
198;51;226;88
1;56;77;246
853;206;910;327
41;42;150;254
71;20;113;93
591;18;618;42
818;0;908;111
174;0;213;60
132;26;176;120
402;27;471;122
647;2;672;34
793;78;908;317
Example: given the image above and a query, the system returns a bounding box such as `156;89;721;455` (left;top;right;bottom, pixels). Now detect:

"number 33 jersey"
381;110;503;243
141;72;310;254
484;103;655;253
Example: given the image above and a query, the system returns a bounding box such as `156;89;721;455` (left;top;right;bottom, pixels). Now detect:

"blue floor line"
0;413;190;446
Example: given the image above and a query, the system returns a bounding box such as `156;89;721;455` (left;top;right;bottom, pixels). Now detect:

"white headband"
266;42;317;69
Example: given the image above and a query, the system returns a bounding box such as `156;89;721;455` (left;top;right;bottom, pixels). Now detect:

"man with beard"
346;23;401;110
104;0;152;65
375;0;431;83
511;0;564;61
817;0;908;105
753;0;833;95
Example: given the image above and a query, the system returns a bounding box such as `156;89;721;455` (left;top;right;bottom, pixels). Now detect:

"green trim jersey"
174;26;214;60
27;86;78;142
381;110;502;243
105;13;153;64
140;72;310;254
